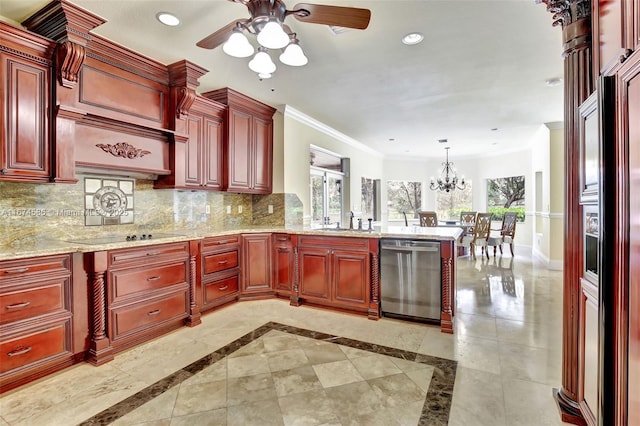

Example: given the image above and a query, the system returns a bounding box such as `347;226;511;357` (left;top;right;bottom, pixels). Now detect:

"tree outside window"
387;181;421;220
487;175;525;221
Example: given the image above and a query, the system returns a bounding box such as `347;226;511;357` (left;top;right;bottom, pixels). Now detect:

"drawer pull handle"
147;309;161;316
276;238;288;241
146;251;161;256
7;346;32;357
147;276;161;281
4;267;29;274
217;260;229;265
215;240;234;245
218;285;229;291
6;301;31;309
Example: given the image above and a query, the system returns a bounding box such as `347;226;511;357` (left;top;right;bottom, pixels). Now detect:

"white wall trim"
532;246;564;270
533;211;564;219
282;105;383;158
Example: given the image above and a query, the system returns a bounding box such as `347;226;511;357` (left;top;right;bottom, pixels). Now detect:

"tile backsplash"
0;177;302;245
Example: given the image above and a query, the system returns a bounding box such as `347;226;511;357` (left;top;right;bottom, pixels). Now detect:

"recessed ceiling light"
402;32;424;45
437;138;448;143
388;138;396;142
491;128;498;131
156;12;180;27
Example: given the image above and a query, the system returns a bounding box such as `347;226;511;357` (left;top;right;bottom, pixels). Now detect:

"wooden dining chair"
459;211;477;240
459;212;492;259
418;211;438;227
488;212;517;256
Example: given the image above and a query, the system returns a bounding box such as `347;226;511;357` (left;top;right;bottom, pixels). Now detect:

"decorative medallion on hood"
96;142;151;159
84;177;135;226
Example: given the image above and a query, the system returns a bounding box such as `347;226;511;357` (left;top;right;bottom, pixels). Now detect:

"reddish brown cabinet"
202;88;276;194
241;233;273;297
0;254;73;392
0;22;53;183
200;235;241;311
296;235;373;314
272;233;295;297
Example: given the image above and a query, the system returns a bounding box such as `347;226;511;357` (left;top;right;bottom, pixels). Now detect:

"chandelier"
222;15;308;79
430;147;466;192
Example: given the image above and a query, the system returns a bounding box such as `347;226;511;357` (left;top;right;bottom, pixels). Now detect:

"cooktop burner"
66;233;184;245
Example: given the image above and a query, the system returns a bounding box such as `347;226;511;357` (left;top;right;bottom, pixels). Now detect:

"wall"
0;178;294;248
281;106;385;225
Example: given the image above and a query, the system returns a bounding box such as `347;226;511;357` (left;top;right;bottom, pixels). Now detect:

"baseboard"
532;247;564;270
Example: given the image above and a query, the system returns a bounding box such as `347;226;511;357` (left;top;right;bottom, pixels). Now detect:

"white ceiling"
0;0;564;160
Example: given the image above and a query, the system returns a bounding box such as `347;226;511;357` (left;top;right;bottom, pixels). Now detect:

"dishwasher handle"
381;240;440;252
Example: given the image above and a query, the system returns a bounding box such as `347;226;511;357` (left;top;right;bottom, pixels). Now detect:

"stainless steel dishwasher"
380;239;441;322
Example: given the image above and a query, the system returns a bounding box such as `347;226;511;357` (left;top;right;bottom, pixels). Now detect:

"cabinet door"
273;236;294;294
332;250;369;307
203;115;224;189
184;113;203;187
252;115;273;194
1;53;50;181
227;108;252;192
241;234;272;293
298;247;331;300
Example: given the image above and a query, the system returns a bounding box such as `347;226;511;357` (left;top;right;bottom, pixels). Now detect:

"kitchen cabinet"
202;88;276;194
200;235;240;311
240;233;273;298
592;0;637;76
99;242;190;355
0;22;53;183
272;233;295;298
156;96;226;190
0;254;74;392
296;235;374;315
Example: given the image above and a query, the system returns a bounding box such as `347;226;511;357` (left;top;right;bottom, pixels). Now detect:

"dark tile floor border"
79;322;457;426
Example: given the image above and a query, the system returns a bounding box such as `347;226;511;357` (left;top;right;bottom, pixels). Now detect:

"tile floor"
0;252;570;426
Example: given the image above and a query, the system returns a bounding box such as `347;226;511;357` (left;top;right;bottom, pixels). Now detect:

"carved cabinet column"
538;0;593;424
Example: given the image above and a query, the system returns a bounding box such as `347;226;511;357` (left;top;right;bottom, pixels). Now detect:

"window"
361;177;379;221
387;181;422;220
435;182;473;221
310;146;344;226
487;176;525;221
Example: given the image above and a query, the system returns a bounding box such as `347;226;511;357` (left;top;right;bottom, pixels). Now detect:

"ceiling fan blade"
196;19;245;49
291;3;371;30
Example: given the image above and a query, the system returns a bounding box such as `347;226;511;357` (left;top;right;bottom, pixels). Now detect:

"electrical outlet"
238;205;243;214
205;205;210;214
268;204;273;214
226;205;231;214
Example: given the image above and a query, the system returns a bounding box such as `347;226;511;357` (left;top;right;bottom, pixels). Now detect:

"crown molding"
281;105;383;158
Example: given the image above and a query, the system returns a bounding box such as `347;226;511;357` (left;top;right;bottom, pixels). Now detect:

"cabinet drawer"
273;234;291;244
202;235;239;252
109;242;189;267
0;324;68;374
0;280;69;325
203;250;239;275
204;275;239;303
111;261;188;301
0;255;70;282
111;291;188;339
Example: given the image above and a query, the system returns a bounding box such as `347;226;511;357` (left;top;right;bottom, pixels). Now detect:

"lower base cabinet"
200;236;240;312
295;235;379;318
0;254;79;393
272;233;295;297
241;233;273;298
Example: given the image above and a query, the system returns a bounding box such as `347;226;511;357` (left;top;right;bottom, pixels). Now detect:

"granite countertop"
0;225;463;262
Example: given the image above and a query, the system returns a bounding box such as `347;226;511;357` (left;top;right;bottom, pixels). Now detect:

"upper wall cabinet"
203;88;276;194
0;23;54;183
593;0;637;75
156;96;226;190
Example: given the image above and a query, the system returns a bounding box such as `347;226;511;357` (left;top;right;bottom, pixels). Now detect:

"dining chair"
488;212;517;256
459;211;477;241
418;211;438;227
459;212;492;259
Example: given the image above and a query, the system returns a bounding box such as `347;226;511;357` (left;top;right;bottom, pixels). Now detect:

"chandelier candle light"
430;147;466;192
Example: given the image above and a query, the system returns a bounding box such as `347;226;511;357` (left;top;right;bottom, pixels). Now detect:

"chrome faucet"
349;211;354;229
357;218;363;230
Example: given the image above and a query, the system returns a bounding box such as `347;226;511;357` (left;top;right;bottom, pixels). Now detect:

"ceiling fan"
196;0;371;77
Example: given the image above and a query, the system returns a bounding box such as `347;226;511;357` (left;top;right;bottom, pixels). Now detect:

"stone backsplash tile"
0;178;300;244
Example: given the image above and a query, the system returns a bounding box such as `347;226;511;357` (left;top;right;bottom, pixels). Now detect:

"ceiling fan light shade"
223;31;254;58
249;50;276;74
279;43;308;66
257;20;290;49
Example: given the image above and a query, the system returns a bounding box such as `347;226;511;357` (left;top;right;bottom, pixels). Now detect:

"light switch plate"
226;205;231;214
238;205;243;214
205;205;210;214
268;205;273;214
